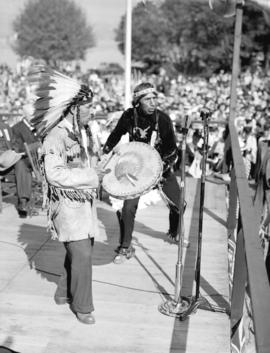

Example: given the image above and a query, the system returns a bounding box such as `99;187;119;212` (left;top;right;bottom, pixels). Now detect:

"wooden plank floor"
0;176;230;353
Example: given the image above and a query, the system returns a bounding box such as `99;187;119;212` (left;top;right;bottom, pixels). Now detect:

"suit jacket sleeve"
12;121;37;153
12;124;24;153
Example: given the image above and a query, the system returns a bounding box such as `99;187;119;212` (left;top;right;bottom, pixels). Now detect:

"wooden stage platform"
0;176;230;353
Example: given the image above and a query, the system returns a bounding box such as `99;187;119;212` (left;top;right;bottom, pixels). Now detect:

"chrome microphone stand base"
158;296;191;317
178;294;229;321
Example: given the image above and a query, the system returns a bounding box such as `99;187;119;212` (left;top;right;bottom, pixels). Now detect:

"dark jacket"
12;119;37;153
253;140;270;219
103;108;177;165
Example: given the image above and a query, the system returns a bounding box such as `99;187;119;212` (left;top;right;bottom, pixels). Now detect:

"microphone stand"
158;115;191;317
179;109;228;321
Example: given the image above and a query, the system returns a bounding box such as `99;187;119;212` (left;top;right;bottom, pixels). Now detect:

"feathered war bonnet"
28;65;93;138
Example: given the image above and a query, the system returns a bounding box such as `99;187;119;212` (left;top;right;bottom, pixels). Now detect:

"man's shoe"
113;246;135;264
113;252;126;264
166;230;178;242
18;209;27;218
18;198;28;218
54;295;71;305
125;246;135;259
114;245;122;254
76;312;95;325
166;231;190;247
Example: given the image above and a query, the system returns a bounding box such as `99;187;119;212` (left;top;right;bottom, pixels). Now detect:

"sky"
0;0;142;70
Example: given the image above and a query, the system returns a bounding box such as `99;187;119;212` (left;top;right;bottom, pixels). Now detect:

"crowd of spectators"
1;58;269;154
1;57;270;124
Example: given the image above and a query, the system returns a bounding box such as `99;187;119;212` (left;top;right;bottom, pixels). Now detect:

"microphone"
200;108;212;121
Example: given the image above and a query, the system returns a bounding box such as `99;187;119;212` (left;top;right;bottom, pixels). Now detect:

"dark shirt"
12;119;37;153
103;107;177;162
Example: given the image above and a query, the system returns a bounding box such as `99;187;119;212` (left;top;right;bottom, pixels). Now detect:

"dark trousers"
119;173;181;248
55;238;94;314
14;158;32;201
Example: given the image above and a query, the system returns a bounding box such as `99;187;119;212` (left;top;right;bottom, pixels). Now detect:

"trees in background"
13;0;95;69
115;0;270;76
115;2;169;72
160;0;234;76
241;5;270;72
11;0;270;76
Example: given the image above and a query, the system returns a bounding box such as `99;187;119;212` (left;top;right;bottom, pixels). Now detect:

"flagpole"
124;0;132;109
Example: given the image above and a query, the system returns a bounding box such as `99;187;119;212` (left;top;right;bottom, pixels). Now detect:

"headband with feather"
28;65;93;137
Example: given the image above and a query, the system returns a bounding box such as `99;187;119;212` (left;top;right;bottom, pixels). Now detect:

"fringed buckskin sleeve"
43;130;99;190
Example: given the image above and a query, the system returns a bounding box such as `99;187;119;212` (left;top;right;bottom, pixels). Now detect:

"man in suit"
12;104;38;217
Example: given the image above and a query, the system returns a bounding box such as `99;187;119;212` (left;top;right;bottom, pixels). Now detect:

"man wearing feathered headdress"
29;66;106;325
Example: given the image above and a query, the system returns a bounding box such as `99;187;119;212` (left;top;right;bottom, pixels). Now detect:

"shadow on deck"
0;176;230;353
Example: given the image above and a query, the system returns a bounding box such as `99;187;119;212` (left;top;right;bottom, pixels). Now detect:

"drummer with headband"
103;82;183;264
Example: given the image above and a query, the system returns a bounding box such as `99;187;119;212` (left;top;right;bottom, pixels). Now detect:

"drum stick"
125;173;137;186
101;150;116;169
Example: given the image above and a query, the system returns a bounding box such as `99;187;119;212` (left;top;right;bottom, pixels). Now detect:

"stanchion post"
174;117;189;301
194;109;210;301
179;109;228;321
158;116;191;317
